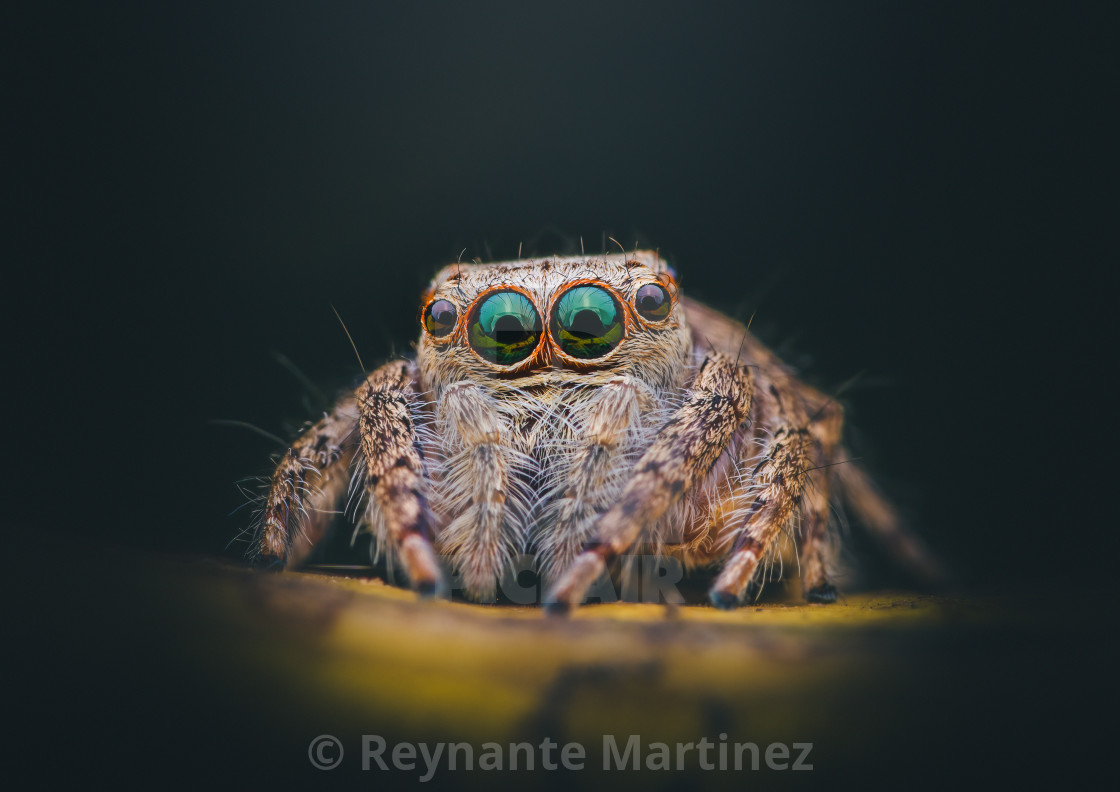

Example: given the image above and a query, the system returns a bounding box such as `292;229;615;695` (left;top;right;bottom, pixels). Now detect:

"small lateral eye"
634;283;671;321
423;299;458;337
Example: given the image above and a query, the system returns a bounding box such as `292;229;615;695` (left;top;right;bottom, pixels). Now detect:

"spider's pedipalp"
533;375;657;582
433;379;538;601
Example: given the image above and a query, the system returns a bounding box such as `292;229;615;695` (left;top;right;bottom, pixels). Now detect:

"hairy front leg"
545;354;753;613
356;360;443;595
709;376;812;609
254;397;358;568
254;358;443;598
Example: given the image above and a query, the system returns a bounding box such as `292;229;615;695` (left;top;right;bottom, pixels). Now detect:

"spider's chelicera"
251;252;940;611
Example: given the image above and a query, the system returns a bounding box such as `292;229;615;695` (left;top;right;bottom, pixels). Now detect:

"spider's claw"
400;534;444;600
543;552;606;616
708;589;741;610
805;583;838;604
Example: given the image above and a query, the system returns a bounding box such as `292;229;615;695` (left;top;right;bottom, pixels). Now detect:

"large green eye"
468;290;542;365
551;285;624;359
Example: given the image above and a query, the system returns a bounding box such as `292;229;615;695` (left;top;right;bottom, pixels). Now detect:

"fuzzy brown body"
252;252;940;610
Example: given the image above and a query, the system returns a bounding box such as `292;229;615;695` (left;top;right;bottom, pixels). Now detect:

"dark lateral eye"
468;290;542;365
634;283;671;321
423;299;458;337
551;285;624;359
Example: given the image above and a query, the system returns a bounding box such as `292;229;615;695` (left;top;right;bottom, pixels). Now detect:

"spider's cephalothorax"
252;252;940;611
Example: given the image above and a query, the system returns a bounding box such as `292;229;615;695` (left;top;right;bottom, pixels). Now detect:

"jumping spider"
251;251;939;611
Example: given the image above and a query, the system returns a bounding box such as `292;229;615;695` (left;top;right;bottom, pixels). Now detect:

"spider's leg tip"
709;590;740;610
805;583;838;604
414;579;441;599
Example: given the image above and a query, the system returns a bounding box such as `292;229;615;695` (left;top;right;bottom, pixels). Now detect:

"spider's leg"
798;399;844;603
545;353;753;613
435;381;533;602
255;396;359;568
708;375;813;610
355;360;444;596
834;456;946;587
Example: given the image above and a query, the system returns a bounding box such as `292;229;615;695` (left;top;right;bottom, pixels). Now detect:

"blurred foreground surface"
15;538;1098;790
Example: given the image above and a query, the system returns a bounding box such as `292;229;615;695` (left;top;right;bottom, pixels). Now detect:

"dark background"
10;0;1111;583
7;1;1114;788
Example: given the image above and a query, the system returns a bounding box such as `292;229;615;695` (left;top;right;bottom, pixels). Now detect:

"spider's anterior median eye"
423;299;458;337
634;283;671;321
551;285;624;359
469;290;542;365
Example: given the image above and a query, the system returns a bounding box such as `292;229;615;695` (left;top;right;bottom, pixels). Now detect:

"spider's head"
415;251;692;397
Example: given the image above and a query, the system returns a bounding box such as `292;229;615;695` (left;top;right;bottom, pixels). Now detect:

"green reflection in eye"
551;285;624;359
468;290;542;365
